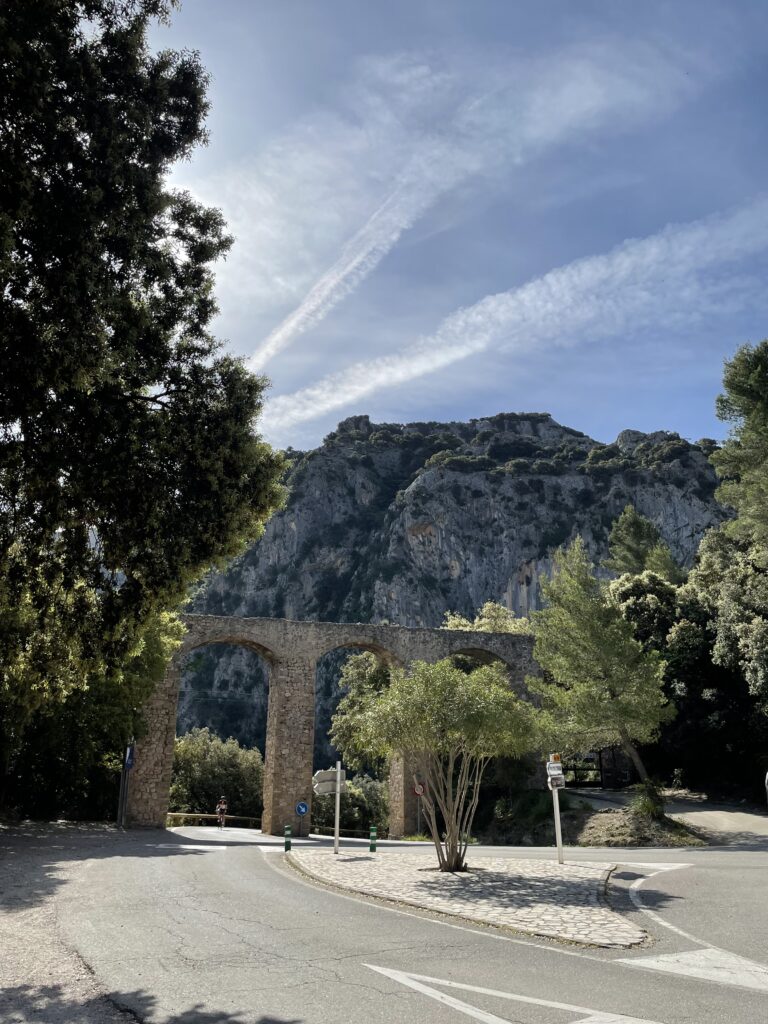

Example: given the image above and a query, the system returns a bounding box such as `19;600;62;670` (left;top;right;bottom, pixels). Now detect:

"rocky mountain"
178;412;725;762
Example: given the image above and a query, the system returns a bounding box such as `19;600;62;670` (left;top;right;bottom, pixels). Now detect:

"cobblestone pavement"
288;850;646;947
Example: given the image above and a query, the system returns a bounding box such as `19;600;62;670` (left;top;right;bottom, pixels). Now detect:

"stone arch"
126;614;536;835
178;637;274;771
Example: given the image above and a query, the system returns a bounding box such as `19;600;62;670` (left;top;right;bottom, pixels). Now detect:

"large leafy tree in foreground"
0;1;283;774
332;657;537;871
528;538;673;782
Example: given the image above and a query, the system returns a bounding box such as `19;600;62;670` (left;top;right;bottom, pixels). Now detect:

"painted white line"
626;870;704;946
620;866;768;992
617;947;768;994
365;964;664;1023
152;843;228;851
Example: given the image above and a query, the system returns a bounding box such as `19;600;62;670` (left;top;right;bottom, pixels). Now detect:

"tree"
528;538;673;782
169;727;264;819
604;506;684;583
443;601;531;633
5;609;184;818
0;1;284;769
711;340;768;550
330;652;392;774
609;568;763;794
332;658;537;871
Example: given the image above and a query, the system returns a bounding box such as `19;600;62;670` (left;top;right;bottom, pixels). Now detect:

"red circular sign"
413;783;425;796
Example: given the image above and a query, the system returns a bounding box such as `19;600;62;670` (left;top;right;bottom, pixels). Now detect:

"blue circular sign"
295;801;309;816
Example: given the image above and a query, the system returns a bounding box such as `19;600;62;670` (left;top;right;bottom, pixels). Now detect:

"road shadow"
411;864;680;913
0;822;259;914
0;982;302;1023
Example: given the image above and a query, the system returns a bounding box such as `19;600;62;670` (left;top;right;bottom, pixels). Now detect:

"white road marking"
365;965;664;1023
621;865;768;991
617;947;768;994
625;870;704;945
153;843;228;851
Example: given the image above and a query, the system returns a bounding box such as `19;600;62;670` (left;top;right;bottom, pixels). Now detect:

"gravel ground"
0;823;130;1024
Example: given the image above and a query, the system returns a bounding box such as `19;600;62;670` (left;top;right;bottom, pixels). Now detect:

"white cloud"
248;42;699;369
261;197;768;437
173;41;701;367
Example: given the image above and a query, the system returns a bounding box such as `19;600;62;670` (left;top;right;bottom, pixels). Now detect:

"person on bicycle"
215;796;228;828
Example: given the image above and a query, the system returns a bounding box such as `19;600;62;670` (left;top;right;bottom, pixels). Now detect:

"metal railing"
165;812;261;829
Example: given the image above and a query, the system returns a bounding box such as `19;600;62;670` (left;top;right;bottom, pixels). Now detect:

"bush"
629;779;665;821
169;727;264;818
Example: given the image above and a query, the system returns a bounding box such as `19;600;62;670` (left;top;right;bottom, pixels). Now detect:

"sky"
153;1;768;451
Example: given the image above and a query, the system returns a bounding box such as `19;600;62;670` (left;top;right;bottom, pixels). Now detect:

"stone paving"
288;850;646;948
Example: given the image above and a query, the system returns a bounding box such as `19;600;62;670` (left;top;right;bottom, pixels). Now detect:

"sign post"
334;760;342;855
116;742;134;829
546;753;565;865
295;801;309;838
312;766;347;853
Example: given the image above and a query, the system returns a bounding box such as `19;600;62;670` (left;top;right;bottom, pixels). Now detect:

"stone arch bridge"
126;614;536;836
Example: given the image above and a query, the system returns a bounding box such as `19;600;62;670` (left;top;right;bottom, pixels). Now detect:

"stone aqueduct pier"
126;614;536;835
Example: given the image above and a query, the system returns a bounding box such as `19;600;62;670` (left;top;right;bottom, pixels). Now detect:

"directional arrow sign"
313;779;347;797
313;768;346;785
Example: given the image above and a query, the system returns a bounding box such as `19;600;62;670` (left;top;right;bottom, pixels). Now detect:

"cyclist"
215;795;228;829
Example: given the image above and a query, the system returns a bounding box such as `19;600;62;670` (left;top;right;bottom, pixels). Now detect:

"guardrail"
311;824;389;840
166;812;261;829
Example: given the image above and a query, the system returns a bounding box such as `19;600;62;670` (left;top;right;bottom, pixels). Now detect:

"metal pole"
117;765;127;828
334;759;341;855
552;787;564;865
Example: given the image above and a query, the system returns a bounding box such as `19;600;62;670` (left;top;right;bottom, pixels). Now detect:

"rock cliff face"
178;412;725;761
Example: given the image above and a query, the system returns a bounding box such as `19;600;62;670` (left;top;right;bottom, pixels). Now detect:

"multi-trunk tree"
332;656;537;871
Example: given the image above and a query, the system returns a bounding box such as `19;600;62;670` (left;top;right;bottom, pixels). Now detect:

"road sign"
295;801;309;816
546;761;564;777
124;744;134;771
313;768;345;785
549;752;562;762
548;775;566;790
313;780;347;797
413;783;425;796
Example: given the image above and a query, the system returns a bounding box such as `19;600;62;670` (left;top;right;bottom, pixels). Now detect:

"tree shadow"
412;864;681;914
0;822;265;914
0;982;302;1023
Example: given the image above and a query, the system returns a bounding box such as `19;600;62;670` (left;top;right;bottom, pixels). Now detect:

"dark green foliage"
5;610;183;818
169;727;264;818
610;567;766;796
604;505;683;582
712;340;768;549
0;0;284;776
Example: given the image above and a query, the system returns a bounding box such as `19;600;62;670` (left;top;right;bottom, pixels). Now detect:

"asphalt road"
13;826;762;1024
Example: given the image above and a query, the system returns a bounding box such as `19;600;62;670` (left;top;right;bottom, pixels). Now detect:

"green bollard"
284;824;292;852
369;825;377;853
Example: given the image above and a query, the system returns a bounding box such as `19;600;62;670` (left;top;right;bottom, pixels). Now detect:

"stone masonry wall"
128;614;536;834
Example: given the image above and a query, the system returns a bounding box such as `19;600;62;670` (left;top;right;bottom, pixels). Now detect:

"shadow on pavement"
412;865;680;913
0;822;258;914
0;983;302;1024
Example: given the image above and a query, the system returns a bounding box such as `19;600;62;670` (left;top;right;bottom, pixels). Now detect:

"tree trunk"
618;730;649;783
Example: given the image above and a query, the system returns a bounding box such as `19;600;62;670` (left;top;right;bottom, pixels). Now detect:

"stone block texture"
128;614;536;834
